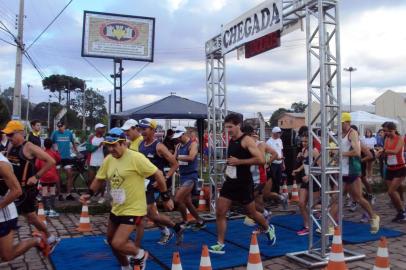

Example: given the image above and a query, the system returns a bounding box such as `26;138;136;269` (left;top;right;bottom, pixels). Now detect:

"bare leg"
26;212;49;237
134;221;144;248
174;186;192;222
350;178;375;218
299;188;309;228
0;230;38;262
107;219;129;267
387;179;405;212
245;201;269;231
65;167;73;194
147;204;175;228
215;197;232;244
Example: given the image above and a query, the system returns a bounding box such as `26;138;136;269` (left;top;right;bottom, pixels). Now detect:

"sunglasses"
6;133;15;138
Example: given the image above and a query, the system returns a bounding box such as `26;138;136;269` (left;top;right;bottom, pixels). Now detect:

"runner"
80;128;174;270
2;121;60;251
172;126;206;229
0;152;49;261
291;132;321;236
209;113;276;255
241;125;278;226
86;123;107;204
121;119;143;152
138;118;184;245
338;113;380;233
377;121;406;222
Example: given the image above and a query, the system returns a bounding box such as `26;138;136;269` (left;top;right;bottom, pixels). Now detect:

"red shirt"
35;149;61;183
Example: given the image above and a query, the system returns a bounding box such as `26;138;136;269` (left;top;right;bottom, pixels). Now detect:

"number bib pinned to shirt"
110;188;126;205
225;165;237;179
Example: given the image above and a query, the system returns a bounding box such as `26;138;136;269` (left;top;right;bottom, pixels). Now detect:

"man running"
338;113;380;233
138;118;183;245
2;121;60;251
0;152;49;261
209;113;276;254
80;128;174;270
172;126;206;229
121;119;143;152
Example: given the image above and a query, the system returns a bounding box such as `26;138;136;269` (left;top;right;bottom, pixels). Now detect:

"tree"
291;101;307;113
0;86;34;121
0;98;10;128
71;88;107;129
269;108;291;127
42;74;85;104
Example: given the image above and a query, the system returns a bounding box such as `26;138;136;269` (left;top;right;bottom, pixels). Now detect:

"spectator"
51;120;77;201
35;138;61;217
361;128;376;184
376;128;386;179
266;127;284;195
27;119;42;147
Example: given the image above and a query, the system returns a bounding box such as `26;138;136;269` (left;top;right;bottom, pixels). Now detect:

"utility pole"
47;94;51;131
25;84;31;121
343;66;357;112
12;0;25;119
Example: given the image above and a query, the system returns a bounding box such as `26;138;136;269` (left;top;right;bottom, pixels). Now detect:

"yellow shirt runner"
129;136;143;152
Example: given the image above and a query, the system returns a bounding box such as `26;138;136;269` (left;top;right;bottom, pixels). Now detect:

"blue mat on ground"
140;228;250;270
50;236;164;270
271;214;405;243
203;219;319;258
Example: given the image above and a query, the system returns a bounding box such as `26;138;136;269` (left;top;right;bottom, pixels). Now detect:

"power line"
83;58;114;85
123;62;150;87
26;0;73;51
0;36;15;46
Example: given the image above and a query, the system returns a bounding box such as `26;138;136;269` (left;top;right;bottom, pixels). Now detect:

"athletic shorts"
220;180;254;205
386;167;406;181
109;213;143;226
146;188;160;205
300;181;320;192
58;159;73;169
0;218;18;237
16;188;37;215
180;177;199;195
343;175;359;184
254;183;265;194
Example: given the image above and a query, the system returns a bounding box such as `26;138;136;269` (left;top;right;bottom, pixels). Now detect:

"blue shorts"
180;177;198;195
0;218;18;237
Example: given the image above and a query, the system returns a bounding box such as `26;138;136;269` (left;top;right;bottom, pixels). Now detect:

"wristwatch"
35;174;41;180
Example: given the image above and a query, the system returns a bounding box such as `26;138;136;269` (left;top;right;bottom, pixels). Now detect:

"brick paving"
1;194;405;270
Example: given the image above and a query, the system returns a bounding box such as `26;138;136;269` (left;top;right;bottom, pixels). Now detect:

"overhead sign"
245;30;280;58
81;11;155;62
221;0;282;55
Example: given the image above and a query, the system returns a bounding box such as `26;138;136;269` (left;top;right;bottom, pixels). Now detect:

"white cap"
172;126;187;139
272;126;282;133
121;119;138;131
95;123;106;129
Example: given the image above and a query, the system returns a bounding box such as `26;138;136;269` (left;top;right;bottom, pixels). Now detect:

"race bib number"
110;188;126;205
178;155;188;166
304;164;310;176
387;155;397;166
225;165;237;179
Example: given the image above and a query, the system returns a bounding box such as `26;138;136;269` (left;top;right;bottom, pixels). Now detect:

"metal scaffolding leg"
112;59;123;113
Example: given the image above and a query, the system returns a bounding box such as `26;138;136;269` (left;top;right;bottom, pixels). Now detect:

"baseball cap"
341;112;351;123
121;119;138;131
105;127;126;144
95;123;106;129
172;126;187;139
272;127;282;133
138;118;158;129
2;120;24;134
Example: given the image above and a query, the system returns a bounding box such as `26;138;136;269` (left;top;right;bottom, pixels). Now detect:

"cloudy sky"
0;0;405;119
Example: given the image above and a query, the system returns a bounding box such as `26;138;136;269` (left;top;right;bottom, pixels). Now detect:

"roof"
280;112;305;118
372;90;406;104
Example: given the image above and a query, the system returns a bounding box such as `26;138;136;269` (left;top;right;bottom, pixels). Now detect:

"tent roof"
111;95;208;120
350;111;398;125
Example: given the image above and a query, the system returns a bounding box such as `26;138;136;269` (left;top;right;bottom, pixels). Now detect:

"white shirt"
361;136;376;149
89;136;105;167
266;137;283;164
0;153;18;222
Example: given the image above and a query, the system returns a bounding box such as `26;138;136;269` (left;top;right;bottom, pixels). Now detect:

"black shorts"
16;188;37;214
300;181;320;192
60;159;74;168
109;213;143;226
361;162;366;177
343;175;359;184
220;180;254;205
386;167;406;181
0;218;18;237
146;188;159;205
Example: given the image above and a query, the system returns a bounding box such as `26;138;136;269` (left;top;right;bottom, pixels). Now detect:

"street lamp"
343;66;357;112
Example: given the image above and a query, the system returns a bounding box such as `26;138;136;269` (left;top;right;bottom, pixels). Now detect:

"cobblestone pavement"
1;194;405;270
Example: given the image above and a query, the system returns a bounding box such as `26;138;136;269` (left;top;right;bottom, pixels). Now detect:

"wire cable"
123;62;150;87
83;58;114;85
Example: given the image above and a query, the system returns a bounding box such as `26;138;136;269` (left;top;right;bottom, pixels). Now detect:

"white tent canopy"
350;111;398;125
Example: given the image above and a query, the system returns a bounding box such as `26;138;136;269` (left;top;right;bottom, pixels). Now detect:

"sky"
0;0;405;120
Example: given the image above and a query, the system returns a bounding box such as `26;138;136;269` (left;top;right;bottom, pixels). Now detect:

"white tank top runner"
0;153;18;222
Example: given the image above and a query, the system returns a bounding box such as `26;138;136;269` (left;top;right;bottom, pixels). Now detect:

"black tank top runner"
6;141;36;187
139;139;165;190
226;134;253;183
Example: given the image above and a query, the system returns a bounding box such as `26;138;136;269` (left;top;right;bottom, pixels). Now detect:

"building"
373;90;406;134
277;112;305;130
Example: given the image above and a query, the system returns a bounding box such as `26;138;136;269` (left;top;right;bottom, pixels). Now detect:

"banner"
221;0;282;55
81;11;155;62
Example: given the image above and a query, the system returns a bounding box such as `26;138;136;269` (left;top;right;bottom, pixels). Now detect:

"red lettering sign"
245;30;281;58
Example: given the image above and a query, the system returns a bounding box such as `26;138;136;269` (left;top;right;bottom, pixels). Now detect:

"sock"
161;226;170;235
47;235;56;244
217;241;225;247
135;249;145;259
263;209;269;217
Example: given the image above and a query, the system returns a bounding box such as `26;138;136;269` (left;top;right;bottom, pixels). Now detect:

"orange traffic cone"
76;202;92;232
200;245;212;270
290;181;300;203
186;208;195;222
247;232;263;270
133;265;140;270
373;237;390;270
172;251;183;270
324;227;348;270
198;190;208;212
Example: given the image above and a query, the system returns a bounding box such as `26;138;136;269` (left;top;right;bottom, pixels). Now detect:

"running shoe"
265;225;276;246
191;221;207;231
316;225;334;235
392;211;406;222
349;201;358;212
129;251;149;270
297;227;310;236
370;195;376;205
48;209;60;217
44;210;50;217
49;236;61;254
34;232;51;257
65;194;75;201
209;242;225;254
280;194;289;210
370;215;380;234
174;223;186;245
157;231;174;245
243;216;256;227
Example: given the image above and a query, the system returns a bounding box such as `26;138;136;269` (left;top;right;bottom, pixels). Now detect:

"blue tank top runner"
177;140;198;181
